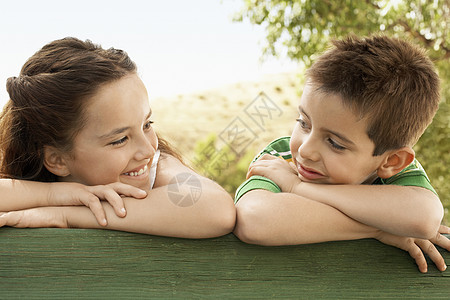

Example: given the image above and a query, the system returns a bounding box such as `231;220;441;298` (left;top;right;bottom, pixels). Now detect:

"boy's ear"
377;147;415;179
43;146;71;177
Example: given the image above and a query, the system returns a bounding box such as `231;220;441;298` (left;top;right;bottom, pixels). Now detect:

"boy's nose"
298;136;320;162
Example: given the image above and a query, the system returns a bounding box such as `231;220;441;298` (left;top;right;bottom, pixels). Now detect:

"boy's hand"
0;207;67;229
246;154;301;193
47;182;147;226
375;225;450;273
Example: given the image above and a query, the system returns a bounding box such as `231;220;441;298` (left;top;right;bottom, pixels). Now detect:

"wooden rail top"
1;228;448;299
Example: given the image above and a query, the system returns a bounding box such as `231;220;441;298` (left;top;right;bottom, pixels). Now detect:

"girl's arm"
0;179;148;226
247;155;443;239
0;155;236;238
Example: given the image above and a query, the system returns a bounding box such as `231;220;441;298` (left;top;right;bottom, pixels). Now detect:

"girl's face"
61;73;158;190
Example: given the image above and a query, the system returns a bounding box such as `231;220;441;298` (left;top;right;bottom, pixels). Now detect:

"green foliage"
192;134;255;196
235;0;450;222
234;0;449;64
415;60;450;224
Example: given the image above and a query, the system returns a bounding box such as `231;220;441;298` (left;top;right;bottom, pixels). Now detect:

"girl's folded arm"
0;179;51;211
64;155;236;238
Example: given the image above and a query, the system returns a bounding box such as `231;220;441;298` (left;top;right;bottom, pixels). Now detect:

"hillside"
150;72;303;164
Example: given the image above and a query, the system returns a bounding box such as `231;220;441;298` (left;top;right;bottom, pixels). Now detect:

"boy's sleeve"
235;175;281;203
234;137;291;203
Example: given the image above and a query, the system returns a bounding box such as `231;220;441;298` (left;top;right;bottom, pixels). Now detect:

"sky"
0;0;299;109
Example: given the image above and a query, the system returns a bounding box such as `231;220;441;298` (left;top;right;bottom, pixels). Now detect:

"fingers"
246;156;291;179
431;231;450;252
0;212;6;227
258;154;278;161
85;183;147;224
439;224;450;234
405;241;429;273
0;211;24;228
82;193;108;226
289;162;298;173
415;239;447;272
108;182;147;199
87;187;126;221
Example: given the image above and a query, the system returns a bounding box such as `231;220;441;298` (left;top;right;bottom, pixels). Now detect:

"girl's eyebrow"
98;110;152;140
98;126;130;140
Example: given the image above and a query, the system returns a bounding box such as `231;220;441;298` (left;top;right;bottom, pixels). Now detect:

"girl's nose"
134;134;155;161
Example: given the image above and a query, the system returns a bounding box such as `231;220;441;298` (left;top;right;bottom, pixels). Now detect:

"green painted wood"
1;228;448;299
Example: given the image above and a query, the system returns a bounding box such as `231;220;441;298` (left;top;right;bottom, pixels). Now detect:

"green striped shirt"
235;136;436;203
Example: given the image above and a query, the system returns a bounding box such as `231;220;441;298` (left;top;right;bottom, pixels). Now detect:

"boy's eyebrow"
299;106;355;146
299;107;310;119
325;129;356;146
98;110;152;140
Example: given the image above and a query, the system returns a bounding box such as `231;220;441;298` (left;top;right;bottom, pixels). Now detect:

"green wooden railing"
1;228;448;299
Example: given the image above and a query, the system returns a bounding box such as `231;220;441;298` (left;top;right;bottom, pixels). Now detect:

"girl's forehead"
80;74;150;131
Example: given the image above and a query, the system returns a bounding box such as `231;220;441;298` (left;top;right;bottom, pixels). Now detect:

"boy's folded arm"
234;189;380;246
292;182;443;240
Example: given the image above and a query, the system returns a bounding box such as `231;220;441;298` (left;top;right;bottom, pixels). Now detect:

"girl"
0;37;235;238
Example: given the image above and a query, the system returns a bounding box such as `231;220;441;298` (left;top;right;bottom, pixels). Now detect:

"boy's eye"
110;136;128;146
296;117;309;130
144;120;154;130
327;138;346;151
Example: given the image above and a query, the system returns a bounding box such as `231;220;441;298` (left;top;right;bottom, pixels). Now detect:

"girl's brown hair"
0;37;179;181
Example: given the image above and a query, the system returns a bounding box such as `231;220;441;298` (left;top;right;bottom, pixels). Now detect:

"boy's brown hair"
306;35;440;156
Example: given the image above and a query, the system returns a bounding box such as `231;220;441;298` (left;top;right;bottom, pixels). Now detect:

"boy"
233;35;450;273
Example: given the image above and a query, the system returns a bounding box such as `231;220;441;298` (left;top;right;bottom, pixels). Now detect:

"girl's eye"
144;120;154;130
110;136;128;146
327;138;346;151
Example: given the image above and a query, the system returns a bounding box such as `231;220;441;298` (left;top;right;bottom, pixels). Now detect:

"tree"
234;0;450;222
234;0;449;65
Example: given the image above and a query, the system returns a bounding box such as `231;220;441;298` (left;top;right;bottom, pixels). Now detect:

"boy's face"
290;84;386;185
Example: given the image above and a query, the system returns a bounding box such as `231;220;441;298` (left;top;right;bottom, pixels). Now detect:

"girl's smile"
60;73;159;190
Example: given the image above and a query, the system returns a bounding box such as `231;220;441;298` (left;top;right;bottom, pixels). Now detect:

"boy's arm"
234;189;450;273
247;155;443;239
234;189;380;245
292;183;443;240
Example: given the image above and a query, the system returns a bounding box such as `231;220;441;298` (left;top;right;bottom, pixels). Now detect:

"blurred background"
1;0;448;222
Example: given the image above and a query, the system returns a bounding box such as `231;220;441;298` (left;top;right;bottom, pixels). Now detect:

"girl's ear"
377;147;415;179
43;146;71;177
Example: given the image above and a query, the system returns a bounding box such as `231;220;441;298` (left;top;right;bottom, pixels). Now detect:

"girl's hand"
375;225;450;273
246;154;301;193
0;207;67;229
47;182;147;226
